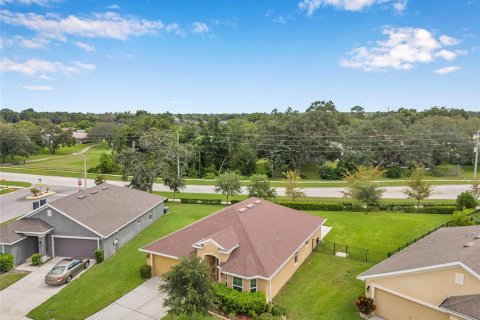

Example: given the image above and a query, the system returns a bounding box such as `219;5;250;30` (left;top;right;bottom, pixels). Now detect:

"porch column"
38;235;47;256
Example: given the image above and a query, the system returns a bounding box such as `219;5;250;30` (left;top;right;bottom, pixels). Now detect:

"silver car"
45;258;90;285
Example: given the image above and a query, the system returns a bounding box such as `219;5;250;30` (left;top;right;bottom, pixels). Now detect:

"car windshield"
50;266;66;274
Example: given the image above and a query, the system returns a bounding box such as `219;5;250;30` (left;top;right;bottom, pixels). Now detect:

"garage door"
54;237;98;258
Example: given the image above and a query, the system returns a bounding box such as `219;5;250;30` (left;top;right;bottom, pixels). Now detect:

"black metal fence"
386;220;455;257
315;241;389;264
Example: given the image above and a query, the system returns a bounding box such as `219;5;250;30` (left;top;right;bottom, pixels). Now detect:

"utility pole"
474;130;480;181
177;129;180;179
83;154;87;189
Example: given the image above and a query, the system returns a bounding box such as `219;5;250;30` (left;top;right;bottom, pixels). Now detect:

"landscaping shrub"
214;283;267;315
94;249;104;264
270;303;287;316
255;159;272;177
456;191;477;209
355;296;376;315
385;166;402;179
0;253;14;272
452;209;475;226
30;188;40;196
431;164;463;177
230;200;241;204
31;253;42;266
276;201;344;211
180;198;222;205
140;264;152;279
318;165;341;180
414;206;456;214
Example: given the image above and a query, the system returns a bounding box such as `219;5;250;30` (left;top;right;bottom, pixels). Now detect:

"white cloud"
192;21;209;34
393;0;407;13
166;23;186;37
0;0;58;6
340;27;466;71
74;41;95;52
0;9;181;41
433;66;460;75
299;0;394;14
23;85;53;90
0;57;96;77
439;34;460;46
14;35;49;49
272;15;295;24
106;4;120;10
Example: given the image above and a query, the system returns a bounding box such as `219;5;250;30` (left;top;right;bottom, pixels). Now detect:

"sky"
0;0;479;114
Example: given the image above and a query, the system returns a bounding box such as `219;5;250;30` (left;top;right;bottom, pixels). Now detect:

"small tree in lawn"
456;191;477;210
247;174;276;200
163;174;186;201
214;171;241;204
343;166;385;214
160;255;214;320
402;165;433;209
282;170;305;202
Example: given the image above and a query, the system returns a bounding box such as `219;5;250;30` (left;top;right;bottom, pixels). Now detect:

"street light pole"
74;152;87;190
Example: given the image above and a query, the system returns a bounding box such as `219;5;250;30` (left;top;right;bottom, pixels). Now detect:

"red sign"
78;179;82;186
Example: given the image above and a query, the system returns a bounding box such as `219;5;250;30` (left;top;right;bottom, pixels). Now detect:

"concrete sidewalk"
87;277;167;320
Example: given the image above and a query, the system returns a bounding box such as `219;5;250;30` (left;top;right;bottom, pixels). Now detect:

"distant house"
72;130;88;143
358;226;480;320
140;198;325;301
0;184;166;264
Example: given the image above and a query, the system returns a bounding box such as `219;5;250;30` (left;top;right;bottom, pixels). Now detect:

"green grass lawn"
0;187;21;195
28;203;220;320
314;211;452;252
3;143;96;164
0;180;32;187
0;272;28;291
274;253;370;320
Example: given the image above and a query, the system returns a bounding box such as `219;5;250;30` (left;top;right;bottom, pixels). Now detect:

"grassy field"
0;272;28;291
274;253;370;320
2;143;97;164
28;203;218;320
28;203;454;320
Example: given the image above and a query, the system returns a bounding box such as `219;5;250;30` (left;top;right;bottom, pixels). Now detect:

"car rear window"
50;266;66;274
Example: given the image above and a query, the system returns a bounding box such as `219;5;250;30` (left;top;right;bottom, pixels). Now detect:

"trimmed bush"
355;296;376;315
30;188;40;196
385;166;402;179
0;253;14;272
180;198;222;205
94;249;104;264
318;165;341;180
214;283;267;315
140;264;152;279
456;191;477;210
271;303;287;316
31;253;42;266
276;201;344;211
415;206;456;214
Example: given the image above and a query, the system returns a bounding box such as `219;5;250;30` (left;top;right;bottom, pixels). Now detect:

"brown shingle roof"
359;226;480;279
141;198;325;278
0;218;53;244
42;183;165;237
440;294;480;320
195;226;240;252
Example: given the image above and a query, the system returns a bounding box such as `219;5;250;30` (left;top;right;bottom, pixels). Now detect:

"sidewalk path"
87;277;167;320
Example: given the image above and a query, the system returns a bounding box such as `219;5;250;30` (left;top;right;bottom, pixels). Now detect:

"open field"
28;203;453;320
2;143;97;164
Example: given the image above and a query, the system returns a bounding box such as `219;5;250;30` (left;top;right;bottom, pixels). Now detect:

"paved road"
0;185;78;223
1;172;471;201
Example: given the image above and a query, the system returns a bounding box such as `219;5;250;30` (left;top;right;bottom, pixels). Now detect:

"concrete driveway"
0;257;93;320
87;277;167;320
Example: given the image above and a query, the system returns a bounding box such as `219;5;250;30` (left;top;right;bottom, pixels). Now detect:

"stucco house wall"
3;237;37;265
365;266;480;320
102;203;164;258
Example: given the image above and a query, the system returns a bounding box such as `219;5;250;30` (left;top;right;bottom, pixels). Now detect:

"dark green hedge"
180;198;222;205
275;201;344;211
214;283;267;315
414;206;456;214
0;253;14;272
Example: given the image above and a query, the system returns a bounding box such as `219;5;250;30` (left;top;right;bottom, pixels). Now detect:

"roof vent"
78;195;87;199
463;241;475;248
102;186;109;190
246;204;255;209
254;200;261;204
474;235;480;240
90;191;98;194
238;208;247;213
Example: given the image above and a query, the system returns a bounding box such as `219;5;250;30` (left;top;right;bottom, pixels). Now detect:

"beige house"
358;226;480;320
140;198;325;301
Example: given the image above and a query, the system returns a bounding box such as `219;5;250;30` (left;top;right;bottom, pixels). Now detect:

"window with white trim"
47;209;52;217
250;279;257;293
455;273;464;286
294;251;299;264
233;277;243;292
